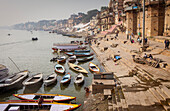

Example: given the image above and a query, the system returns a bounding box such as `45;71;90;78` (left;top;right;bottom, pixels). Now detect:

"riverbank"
83;33;170;111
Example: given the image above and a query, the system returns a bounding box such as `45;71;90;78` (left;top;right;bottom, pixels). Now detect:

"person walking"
164;39;169;49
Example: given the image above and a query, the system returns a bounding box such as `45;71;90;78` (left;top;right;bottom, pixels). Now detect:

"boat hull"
0;70;29;93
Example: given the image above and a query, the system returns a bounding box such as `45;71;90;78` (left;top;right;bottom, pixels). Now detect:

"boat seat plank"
19;95;36;99
54;96;69;100
50;104;73;111
0;104;9;111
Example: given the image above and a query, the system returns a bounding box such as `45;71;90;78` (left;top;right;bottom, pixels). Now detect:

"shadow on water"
44;82;57;93
23;82;43;94
74;82;84;92
60;82;70;90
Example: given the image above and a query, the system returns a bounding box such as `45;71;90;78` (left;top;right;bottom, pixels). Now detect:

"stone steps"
111;85;128;111
149;86;170;111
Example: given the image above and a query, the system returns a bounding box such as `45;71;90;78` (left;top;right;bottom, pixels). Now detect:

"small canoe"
57;56;66;63
60;73;71;84
68;63;88;74
22;73;43;86
77;56;93;62
54;64;65;74
0;101;81;111
74;73;84;84
74;50;90;53
13;93;76;102
64;52;74;56
68;55;76;63
89;62;100;74
44;73;57;86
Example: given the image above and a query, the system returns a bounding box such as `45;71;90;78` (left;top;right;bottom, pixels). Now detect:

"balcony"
124;0;138;5
145;0;164;6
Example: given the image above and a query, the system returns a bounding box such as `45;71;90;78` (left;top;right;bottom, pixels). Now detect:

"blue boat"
74;50;90;53
60;73;71;84
65;52;94;57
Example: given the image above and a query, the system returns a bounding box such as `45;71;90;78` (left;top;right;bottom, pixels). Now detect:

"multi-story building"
97;0;115;31
124;0;168;37
113;0;125;24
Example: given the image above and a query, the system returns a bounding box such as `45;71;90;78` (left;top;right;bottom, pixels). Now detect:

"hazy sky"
0;0;109;26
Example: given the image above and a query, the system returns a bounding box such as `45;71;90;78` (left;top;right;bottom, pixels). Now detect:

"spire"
108;0;113;8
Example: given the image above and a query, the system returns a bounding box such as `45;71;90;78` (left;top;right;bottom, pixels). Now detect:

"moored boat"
0;64;9;80
65;52;94;57
0;101;81;111
13;93;76;102
52;43;86;52
68;63;88;74
74;50;90;53
44;73;57;86
54;64;65;74
77;56;93;62
22;73;43;86
57;56;67;63
89;62;100;74
60;73;71;84
74;73;84;85
68;55;76;63
0;70;29;93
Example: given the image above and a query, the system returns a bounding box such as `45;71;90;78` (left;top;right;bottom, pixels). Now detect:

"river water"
0;29;104;110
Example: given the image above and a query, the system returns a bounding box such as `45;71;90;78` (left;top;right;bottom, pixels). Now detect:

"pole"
8;57;21;72
142;0;145;50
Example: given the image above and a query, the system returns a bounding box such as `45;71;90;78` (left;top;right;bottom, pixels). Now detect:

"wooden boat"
32;37;38;41
57;56;66;63
68;63;88;74
68;55;76;63
54;64;65;74
44;73;57;86
0;101;81;111
89;62;100;73
0;64;9;80
22;73;43;86
0;70;29;93
74;50;90;53
74;73;84;84
65;52;94;57
77;56;93;62
60;73;71;84
13;93;76;102
52;43;86;52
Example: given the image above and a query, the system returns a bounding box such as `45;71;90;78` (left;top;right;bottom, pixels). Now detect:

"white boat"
14;93;76;102
44;73;57;86
0;101;81;111
74;73;84;84
23;73;43;86
89;62;100;74
54;64;65;74
68;55;76;63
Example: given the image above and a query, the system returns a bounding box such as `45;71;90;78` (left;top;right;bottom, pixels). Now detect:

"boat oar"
8;57;21;72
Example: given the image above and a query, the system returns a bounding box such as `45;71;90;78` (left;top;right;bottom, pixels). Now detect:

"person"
127;34;129;40
164;39;169;49
143;53;147;59
145;38;148;44
38;96;44;107
148;54;153;59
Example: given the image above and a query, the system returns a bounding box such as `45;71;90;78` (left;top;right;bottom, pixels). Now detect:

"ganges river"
0;29;104;110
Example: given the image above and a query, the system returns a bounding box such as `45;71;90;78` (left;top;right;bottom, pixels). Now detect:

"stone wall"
164;4;170;36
